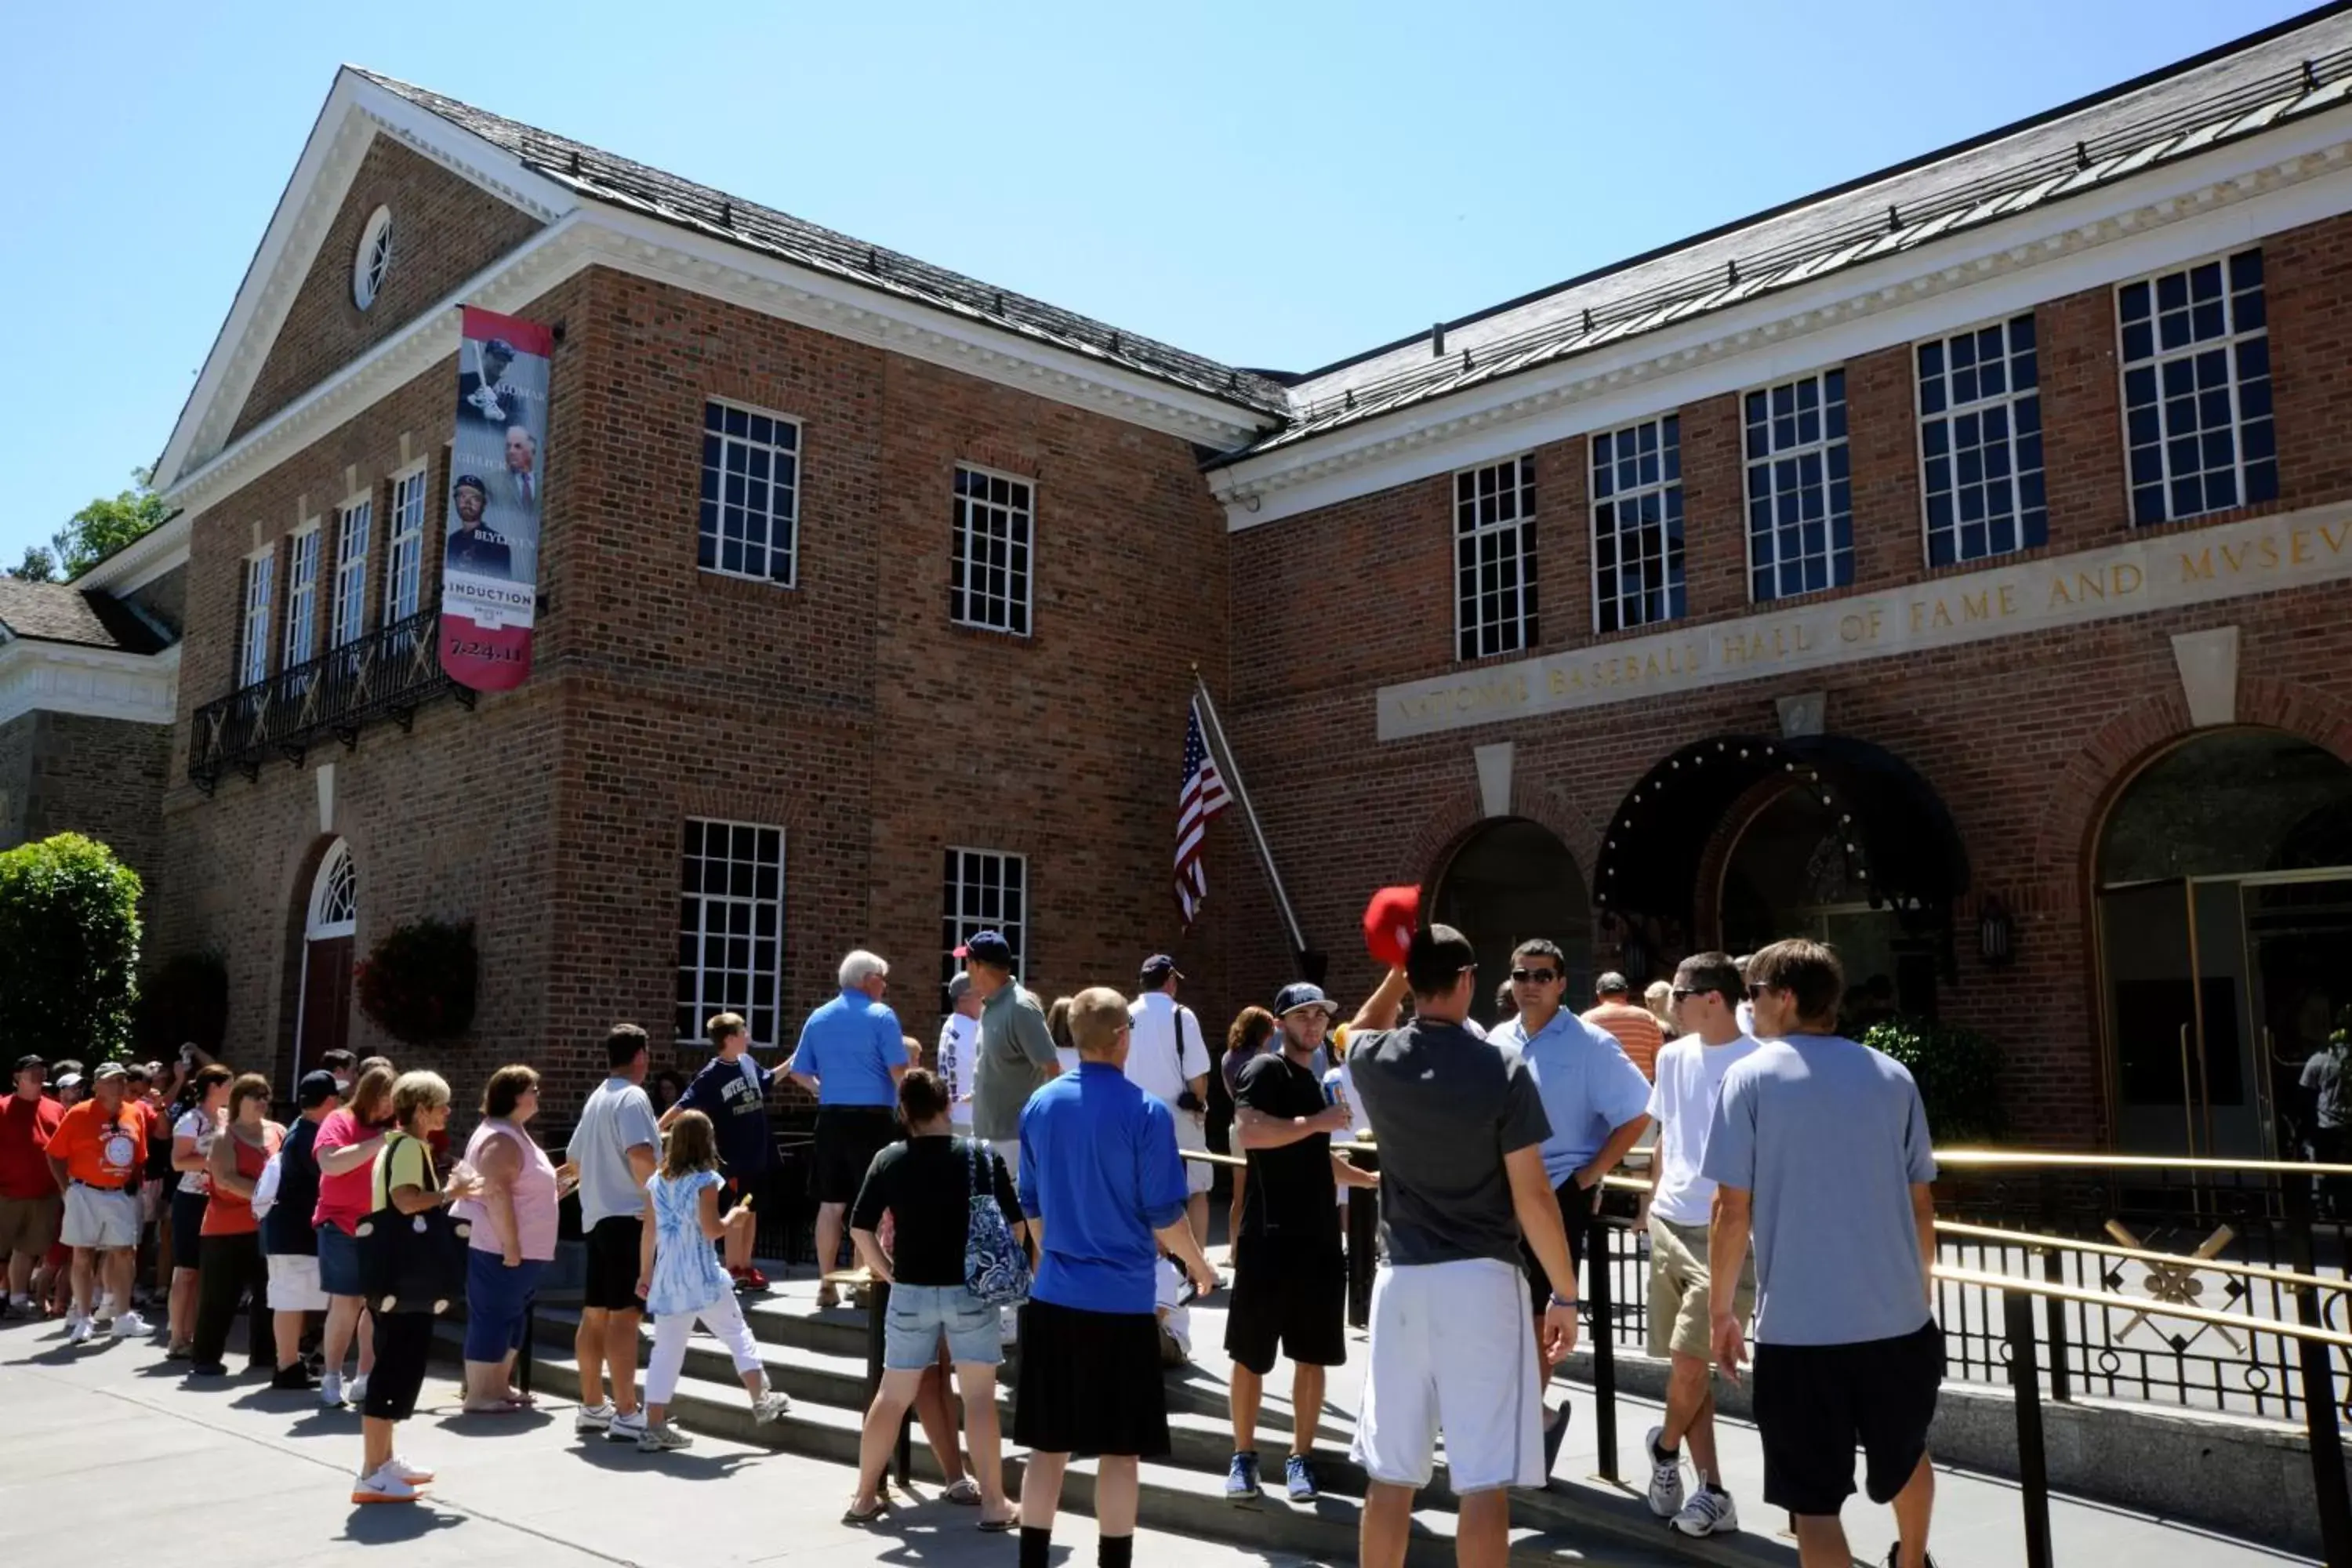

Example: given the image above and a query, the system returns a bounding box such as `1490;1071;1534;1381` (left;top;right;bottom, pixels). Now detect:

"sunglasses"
1746;984;1775;1000
1670;986;1703;1001
1509;967;1560;984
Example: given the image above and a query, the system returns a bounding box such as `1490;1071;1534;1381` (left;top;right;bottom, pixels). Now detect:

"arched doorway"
1433;818;1591;1028
294;840;357;1077
1719;785;1923;1022
2094;728;2352;1160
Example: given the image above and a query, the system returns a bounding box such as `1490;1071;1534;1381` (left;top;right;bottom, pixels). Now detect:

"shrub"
133;950;230;1058
355;917;477;1046
1861;1015;2007;1146
0;833;143;1061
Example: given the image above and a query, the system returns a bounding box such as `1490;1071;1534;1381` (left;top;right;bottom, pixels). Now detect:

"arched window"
309;840;356;939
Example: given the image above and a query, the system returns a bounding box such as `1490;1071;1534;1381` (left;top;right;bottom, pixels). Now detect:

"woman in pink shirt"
312;1065;395;1406
452;1065;571;1411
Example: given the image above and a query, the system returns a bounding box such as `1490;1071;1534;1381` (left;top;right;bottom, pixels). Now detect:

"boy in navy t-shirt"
662;1011;787;1290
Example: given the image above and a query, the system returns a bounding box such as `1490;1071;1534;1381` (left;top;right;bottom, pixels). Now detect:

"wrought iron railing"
188;608;470;791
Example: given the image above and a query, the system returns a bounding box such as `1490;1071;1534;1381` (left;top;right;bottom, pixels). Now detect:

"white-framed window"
699;401;800;586
330;495;371;648
950;466;1034;635
942;848;1026;994
676;818;785;1049
385;466;428;622
1744;369;1852;601
352;206;393;311
1919;316;2046;565
283;525;321;670
238;548;275;689
1591;418;1683;633
2118;249;2274;526
1454;456;1537;659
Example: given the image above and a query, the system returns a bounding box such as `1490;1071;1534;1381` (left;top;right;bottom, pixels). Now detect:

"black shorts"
1013;1298;1169;1457
813;1107;898;1205
1520;1176;1589;1316
1753;1320;1944;1515
361;1311;437;1423
583;1216;644;1312
170;1189;208;1265
1225;1240;1347;1374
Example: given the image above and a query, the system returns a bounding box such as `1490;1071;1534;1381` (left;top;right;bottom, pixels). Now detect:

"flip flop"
841;1499;891;1526
942;1476;983;1505
461;1396;528;1414
978;1515;1018;1533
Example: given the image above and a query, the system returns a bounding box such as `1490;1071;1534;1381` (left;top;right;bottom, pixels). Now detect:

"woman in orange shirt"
189;1073;281;1377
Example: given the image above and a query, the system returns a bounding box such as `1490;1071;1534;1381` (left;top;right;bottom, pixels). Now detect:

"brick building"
140;10;2352;1150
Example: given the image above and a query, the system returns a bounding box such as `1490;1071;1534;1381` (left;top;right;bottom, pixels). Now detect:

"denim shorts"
317;1223;364;1297
463;1249;546;1361
884;1282;1001;1370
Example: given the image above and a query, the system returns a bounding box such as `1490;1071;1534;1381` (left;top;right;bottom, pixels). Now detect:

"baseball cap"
1595;971;1632;996
1138;954;1182;985
946;972;973;1003
954;930;1014;968
455;474;488;497
297;1069;341;1109
91;1062;127;1082
1362;885;1422;967
54;1072;82;1091
12;1054;43;1075
1273;982;1338;1018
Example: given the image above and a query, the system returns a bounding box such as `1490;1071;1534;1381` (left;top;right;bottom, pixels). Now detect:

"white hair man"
788;949;909;1308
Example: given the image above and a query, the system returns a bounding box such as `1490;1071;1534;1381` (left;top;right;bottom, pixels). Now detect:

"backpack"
962;1138;1030;1308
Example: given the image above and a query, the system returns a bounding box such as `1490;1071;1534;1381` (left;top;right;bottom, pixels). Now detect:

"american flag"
1175;699;1232;926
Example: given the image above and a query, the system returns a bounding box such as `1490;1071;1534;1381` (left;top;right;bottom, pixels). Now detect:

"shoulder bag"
355;1130;474;1314
962;1138;1031;1308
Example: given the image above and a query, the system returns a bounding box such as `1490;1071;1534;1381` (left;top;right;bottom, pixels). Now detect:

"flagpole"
1191;665;1308;960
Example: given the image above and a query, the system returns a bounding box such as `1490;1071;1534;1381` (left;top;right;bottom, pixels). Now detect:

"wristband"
1548;1291;1577;1310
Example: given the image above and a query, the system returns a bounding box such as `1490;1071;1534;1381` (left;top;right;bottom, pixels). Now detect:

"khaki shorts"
0;1193;62;1258
1648;1215;1755;1361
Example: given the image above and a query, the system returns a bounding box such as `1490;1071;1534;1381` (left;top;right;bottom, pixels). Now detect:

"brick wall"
0;710;171;896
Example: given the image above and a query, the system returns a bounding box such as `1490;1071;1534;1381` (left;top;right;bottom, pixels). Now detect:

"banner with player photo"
437;306;550;692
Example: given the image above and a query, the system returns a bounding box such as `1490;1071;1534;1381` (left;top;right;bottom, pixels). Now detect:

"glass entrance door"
2243;875;2352;1162
2100;879;2267;1160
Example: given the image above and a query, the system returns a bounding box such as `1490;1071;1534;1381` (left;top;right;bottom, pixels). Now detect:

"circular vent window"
352;206;394;310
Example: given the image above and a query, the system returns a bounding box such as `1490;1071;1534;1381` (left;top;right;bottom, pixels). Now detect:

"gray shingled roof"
0;579;164;653
355;69;1294;424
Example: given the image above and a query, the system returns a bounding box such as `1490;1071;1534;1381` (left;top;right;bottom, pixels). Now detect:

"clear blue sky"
0;0;2318;570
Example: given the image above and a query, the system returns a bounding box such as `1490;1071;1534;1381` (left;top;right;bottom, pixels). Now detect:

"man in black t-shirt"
1225;982;1380;1505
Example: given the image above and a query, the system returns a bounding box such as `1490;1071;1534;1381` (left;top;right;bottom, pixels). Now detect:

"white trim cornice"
74;511;189;596
1210;105;2352;528
0;641;180;728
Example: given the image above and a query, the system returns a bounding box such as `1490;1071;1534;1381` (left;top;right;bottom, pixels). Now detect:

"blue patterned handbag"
963;1138;1031;1307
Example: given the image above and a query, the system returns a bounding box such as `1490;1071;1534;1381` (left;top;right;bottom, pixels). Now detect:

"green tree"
5;469;168;583
0;833;143;1061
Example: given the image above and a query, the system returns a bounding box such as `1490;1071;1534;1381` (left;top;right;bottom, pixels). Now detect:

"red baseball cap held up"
1362;885;1421;967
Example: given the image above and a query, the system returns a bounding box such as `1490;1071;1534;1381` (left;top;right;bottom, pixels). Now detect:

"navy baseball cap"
484;338;517;358
455;474;488;497
954;930;1014;968
1274;982;1339;1018
297;1070;341;1108
1139;954;1182;984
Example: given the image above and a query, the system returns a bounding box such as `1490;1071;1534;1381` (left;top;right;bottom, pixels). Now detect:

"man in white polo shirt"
938;972;982;1132
1125;955;1213;1250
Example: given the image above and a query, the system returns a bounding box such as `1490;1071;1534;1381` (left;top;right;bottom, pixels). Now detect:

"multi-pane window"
387;469;427;622
2119;249;2274;526
942;848;1026;996
238;551;274;689
332;496;372;646
675;818;784;1049
1454;456;1537;659
699;401;800;585
950;466;1033;635
283;528;320;669
1744;370;1852;601
1591;418;1684;632
1918;317;2045;565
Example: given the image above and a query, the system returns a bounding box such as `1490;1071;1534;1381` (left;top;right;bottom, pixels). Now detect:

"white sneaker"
753;1388;791;1424
1675;1486;1739;1537
8;1293;32;1314
606;1409;648;1443
319;1370;343;1406
347;1373;370;1404
65;1316;93;1345
1645;1425;1686;1518
388;1454;436;1485
351;1465;419;1504
637;1421;692;1451
114;1310;151;1338
575;1401;616;1433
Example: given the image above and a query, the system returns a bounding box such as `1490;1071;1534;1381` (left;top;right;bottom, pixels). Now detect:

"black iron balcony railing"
189;608;472;792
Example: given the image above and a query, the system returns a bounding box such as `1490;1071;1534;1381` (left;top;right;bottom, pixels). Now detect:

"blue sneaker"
1284;1453;1319;1502
1224;1450;1261;1503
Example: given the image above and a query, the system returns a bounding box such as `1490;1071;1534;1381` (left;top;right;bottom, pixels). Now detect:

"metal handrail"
1936;1148;2352;1175
1936;1218;2352;1295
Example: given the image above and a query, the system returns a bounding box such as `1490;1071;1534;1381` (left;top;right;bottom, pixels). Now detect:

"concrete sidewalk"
0;1316;1319;1566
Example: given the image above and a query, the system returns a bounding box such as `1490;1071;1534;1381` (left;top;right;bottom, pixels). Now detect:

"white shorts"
1352;1257;1542;1494
267;1254;330;1312
61;1185;140;1251
1173;1110;1214;1197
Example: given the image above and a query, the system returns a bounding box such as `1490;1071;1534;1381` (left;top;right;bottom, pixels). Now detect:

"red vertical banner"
438;306;551;692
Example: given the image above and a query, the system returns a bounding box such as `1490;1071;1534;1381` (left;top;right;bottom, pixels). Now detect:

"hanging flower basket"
355;917;478;1046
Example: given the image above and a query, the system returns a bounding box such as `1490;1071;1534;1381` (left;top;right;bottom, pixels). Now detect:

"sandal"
841;1497;891;1526
942;1476;982;1506
461;1395;528;1414
978;1514;1018;1533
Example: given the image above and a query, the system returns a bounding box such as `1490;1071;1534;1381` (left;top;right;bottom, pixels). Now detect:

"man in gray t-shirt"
1343;924;1581;1568
1703;938;1940;1568
565;1025;663;1439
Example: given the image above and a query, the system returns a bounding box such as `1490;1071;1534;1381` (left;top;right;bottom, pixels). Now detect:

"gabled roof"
0;579;168;655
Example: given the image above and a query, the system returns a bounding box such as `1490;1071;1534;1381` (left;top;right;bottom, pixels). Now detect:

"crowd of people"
0;921;1943;1568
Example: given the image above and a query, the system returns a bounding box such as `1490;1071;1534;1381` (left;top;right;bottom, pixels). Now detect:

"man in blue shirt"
1490;936;1650;1470
1014;987;1215;1568
786;949;909;1307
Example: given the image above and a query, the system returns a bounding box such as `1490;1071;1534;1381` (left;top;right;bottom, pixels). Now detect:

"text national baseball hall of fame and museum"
1377;501;2352;741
